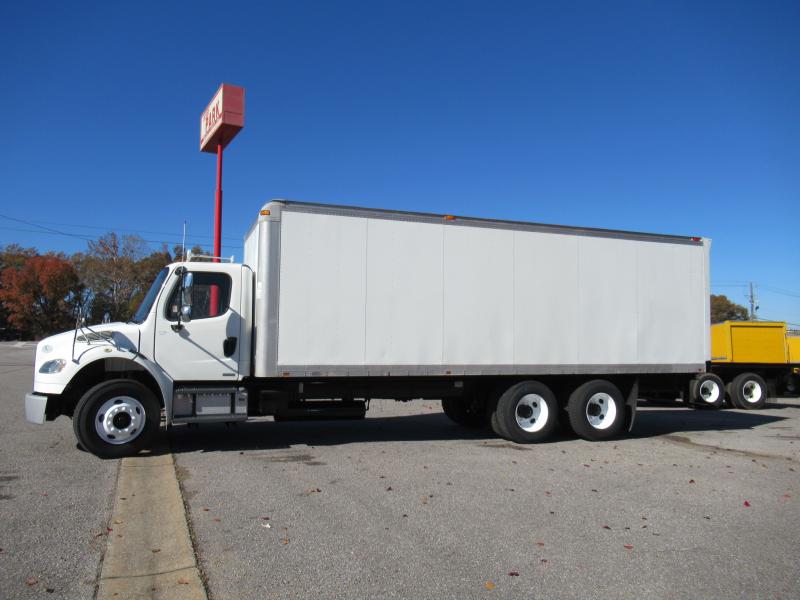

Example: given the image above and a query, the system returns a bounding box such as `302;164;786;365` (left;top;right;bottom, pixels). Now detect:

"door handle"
223;337;237;357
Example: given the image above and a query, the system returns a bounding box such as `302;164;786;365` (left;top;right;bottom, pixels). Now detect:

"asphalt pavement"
170;399;800;600
2;341;799;599
0;342;119;599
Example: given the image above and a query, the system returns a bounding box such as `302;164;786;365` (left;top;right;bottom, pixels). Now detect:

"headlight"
39;359;66;374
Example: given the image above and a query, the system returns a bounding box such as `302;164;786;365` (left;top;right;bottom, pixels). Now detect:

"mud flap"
625;378;639;432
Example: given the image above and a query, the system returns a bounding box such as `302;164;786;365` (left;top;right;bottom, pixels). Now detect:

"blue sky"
1;1;798;323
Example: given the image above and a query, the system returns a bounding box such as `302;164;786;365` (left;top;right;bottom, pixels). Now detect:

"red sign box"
199;84;245;152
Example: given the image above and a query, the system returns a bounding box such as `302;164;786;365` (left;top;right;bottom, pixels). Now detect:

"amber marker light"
443;215;456;221
260;209;271;216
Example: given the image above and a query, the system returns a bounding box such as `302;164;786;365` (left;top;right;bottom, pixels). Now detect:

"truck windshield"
131;267;169;324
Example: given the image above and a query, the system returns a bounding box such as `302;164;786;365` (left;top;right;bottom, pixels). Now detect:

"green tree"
710;294;748;324
72;233;148;322
0;253;84;339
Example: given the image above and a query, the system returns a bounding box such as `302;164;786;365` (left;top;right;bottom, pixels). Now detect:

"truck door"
154;268;242;381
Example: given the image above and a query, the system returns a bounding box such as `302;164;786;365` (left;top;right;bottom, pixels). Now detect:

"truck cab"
25;260;252;458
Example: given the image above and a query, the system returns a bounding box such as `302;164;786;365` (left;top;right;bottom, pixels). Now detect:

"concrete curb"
97;453;207;600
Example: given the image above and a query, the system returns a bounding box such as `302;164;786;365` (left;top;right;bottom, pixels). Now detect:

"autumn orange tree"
0;253;84;339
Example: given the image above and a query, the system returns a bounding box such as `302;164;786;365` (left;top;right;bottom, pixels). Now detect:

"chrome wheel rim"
94;396;145;445
699;380;721;404
742;380;763;404
586;393;617;430
515;394;548;432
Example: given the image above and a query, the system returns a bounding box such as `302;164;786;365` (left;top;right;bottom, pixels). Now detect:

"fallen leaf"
260;516;270;521
421;496;428;505
535;541;545;547
623;544;634;550
583;464;590;468
151;549;161;554
202;508;210;512
544;491;552;497
402;514;408;518
508;571;520;577
601;525;611;530
177;577;190;585
46;588;54;593
484;581;496;590
26;577;38;586
113;519;123;524
213;518;221;522
540;559;548;564
743;500;751;507
304;488;322;495
689;479;695;484
280;538;289;545
106;528;113;533
41;492;48;497
386;486;393;491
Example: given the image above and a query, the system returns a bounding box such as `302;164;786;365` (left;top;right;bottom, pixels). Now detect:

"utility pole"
748;282;759;320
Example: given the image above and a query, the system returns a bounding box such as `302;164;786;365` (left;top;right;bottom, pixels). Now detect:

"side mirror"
181;272;194;323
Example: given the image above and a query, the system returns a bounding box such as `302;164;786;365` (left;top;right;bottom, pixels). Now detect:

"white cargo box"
244;201;710;378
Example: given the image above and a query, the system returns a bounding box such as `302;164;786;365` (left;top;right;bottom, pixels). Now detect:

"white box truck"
25;200;712;458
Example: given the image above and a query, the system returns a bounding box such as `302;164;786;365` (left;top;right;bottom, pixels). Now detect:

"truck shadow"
162;405;790;455
629;405;789;440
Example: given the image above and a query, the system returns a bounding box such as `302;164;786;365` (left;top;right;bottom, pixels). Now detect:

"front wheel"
728;372;768;410
73;380;161;459
566;380;625;441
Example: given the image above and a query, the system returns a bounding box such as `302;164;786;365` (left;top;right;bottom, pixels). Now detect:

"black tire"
485;385;508;438
566;380;625;441
494;381;558;443
441;397;486;428
689;373;725;409
728;372;768;410
73;379;161;459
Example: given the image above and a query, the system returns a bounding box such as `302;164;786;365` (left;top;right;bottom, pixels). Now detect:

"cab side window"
166;272;231;320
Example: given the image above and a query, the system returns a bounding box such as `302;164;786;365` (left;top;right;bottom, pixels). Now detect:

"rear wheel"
689;373;724;409
728;372;768;410
441;397;487;428
567;380;625;441
73;379;161;459
494;381;558;443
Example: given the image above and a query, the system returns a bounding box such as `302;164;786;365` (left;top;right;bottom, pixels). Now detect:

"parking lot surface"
1;343;118;599
171;399;799;600
2;341;798;599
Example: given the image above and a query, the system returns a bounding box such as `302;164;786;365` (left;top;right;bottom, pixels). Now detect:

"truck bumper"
25;392;49;424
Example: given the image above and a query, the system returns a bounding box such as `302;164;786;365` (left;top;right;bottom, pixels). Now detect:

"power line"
761;285;800;299
0;214;241;242
0;224;242;251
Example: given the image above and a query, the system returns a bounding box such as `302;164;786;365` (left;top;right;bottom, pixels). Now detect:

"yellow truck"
702;321;800;409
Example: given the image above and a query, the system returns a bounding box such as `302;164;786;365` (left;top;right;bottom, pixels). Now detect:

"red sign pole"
213;143;223;262
210;143;223;316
